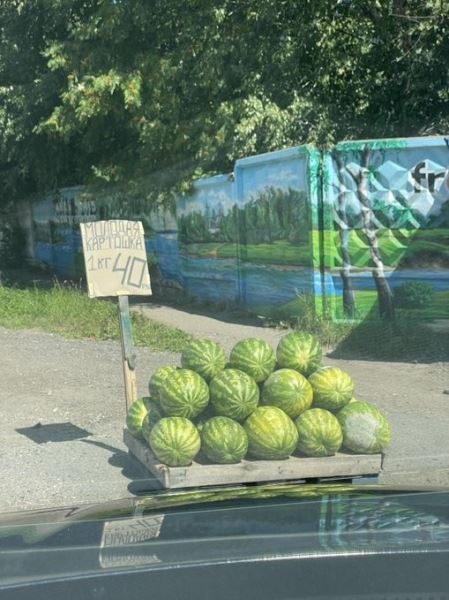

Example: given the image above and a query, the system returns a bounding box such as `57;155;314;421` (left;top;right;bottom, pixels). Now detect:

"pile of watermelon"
126;333;392;467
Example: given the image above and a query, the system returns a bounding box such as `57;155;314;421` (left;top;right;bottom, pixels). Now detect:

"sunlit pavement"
1;326;448;512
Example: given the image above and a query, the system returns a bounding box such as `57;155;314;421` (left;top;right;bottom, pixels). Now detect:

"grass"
329;289;449;321
331;315;449;361
0;284;192;352
256;292;449;361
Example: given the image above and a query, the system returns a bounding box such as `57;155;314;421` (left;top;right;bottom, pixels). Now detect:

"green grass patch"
329;289;449;322
258;292;449;361
331;315;449;361
0;285;192;352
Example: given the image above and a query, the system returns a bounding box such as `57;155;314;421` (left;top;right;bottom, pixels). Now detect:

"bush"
394;281;435;309
0;221;26;268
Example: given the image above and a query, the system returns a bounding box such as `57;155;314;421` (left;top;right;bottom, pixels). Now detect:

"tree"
333;152;357;318
2;0;449;205
348;147;395;320
0;1;103;203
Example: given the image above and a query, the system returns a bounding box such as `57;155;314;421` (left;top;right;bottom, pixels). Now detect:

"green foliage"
394;281;435;309
0;219;26;267
3;0;449;204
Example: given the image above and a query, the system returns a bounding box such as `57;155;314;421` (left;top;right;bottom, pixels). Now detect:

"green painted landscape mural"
28;138;449;326
322;138;449;323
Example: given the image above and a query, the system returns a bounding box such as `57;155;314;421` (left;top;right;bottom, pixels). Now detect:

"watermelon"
126;397;156;439
295;408;343;457
244;406;298;460
261;368;313;418
276;332;322;376
141;402;164;442
308;366;354;411
210;369;259;421
149;417;201;466
159;369;209;419
229;338;276;382
149;366;177;401
181;339;227;381
201;416;248;464
337;401;391;454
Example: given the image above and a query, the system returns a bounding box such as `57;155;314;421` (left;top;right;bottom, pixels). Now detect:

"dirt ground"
1;305;448;512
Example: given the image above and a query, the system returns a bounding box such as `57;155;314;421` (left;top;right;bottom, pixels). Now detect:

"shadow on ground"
16;422;92;444
80;438;163;494
327;302;449;364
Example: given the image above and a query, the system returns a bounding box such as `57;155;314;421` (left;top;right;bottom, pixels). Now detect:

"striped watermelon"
159;369;209;419
244;406;298;460
126;397;155;439
337;401;391;454
229;338;276;383
149;417;201;466
181;339;227;381
149;366;177;401
209;368;259;421
295;408;343;457
308;366;354;411
141;403;164;442
261;368;313;418
276;332;322;376
201;416;248;463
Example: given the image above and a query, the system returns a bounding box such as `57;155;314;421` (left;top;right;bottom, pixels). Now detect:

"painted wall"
26;137;449;323
322;137;449;322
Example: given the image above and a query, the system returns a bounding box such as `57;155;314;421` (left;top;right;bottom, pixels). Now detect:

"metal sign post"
117;295;138;410
80;220;152;412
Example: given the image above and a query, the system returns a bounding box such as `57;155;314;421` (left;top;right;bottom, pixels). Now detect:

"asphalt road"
1;325;448;513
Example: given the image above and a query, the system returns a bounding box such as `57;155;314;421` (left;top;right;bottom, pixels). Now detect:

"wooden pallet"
124;428;382;489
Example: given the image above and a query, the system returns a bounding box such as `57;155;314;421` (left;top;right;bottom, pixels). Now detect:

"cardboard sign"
99;514;164;569
80;220;152;298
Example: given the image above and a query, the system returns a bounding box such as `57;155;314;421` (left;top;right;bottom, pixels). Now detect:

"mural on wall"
177;174;238;303
32;186;93;277
28;137;449;325
31;185;180;285
177;147;319;315
322;137;449;322
234;147;319;318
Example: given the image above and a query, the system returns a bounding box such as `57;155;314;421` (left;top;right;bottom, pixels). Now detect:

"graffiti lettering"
54;195;97;225
412;161;446;193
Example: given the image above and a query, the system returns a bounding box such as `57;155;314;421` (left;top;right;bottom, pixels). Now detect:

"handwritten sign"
80;220;152;298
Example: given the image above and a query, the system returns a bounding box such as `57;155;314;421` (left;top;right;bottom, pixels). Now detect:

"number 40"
112;253;147;288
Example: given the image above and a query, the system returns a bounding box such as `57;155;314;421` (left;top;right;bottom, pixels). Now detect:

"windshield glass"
0;0;448;526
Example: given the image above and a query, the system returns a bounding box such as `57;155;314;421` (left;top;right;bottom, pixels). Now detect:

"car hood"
1;482;449;590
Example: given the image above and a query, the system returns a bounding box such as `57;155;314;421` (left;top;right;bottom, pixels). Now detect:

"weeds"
0;284;192;352
292;293;449;361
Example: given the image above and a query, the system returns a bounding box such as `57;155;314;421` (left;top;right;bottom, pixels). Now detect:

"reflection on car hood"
0;483;449;588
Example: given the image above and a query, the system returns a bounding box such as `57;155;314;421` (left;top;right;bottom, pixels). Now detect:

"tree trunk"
353;148;395;321
334;153;356;318
372;270;395;320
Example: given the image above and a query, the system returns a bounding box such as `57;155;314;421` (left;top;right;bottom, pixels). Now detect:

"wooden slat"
124;429;382;489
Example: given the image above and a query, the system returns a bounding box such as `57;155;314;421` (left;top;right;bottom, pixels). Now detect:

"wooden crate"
124;428;382;489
